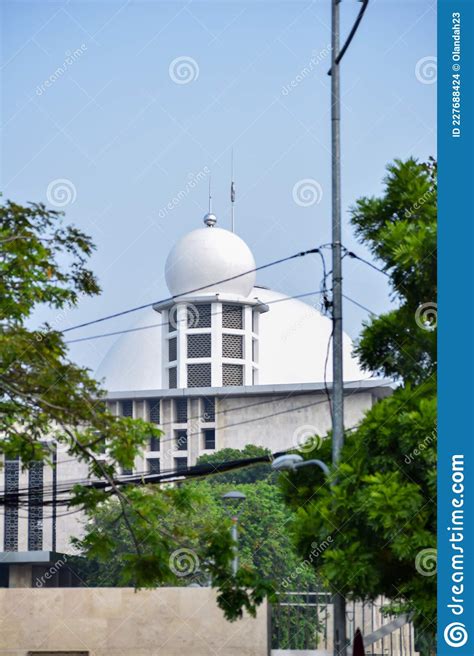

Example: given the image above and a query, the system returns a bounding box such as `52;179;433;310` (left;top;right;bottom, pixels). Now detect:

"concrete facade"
0;587;269;656
0;381;391;559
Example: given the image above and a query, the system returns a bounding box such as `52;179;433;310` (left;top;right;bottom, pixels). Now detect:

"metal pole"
330;0;347;654
231;516;238;576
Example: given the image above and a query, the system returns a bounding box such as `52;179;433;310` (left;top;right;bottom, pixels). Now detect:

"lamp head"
271;454;304;471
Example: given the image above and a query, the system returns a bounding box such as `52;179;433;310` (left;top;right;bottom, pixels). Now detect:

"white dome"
95;310;163;392
165;226;256;298
95;288;369;393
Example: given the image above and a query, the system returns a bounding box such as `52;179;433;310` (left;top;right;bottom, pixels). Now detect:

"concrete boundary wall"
0;588;269;656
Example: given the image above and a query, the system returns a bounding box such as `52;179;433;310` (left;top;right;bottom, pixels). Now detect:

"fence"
271;591;420;655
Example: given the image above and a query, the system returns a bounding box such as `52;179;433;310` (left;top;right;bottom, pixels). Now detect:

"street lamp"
272;454;330;477
221;490;246;576
273;455;348;653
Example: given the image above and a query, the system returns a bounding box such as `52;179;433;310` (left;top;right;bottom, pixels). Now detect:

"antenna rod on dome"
208;174;212;213
230;149;236;233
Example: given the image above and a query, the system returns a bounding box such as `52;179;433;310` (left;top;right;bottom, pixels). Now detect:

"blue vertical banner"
438;1;474;654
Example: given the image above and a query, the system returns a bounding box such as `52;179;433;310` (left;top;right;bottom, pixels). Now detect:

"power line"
62;247;322;334
342;293;377;316
58;244;383;342
0;379;393;505
0;450;281;507
342;247;390;277
327;0;369;75
65;290;324;345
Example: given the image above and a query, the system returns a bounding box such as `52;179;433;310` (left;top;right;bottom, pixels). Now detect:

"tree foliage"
280;159;437;646
0;200;270;620
196;445;274;485
75;476;316;588
350;157;436;384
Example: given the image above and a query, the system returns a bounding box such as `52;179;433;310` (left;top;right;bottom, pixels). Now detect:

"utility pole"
330;0;346;654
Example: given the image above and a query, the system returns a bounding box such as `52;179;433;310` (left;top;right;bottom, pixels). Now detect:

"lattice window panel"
148;458;161;475
222;333;243;359
203;397;215;422
175;430;188;451
121;400;133;417
174;457;188;473
194;303;212;328
4;459;19;551
222;363;244;386
187;333;211;359
222;304;243;329
121;467;133;476
169;367;177;389
149;435;160;451
252;311;258;333
204;429;216;450
28;461;43;551
175;398;188;423
187;363;212;388
148;399;160;424
168;337;177;362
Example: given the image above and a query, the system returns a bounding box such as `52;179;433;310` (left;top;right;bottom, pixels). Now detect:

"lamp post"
221;490;246;576
272;455;346;654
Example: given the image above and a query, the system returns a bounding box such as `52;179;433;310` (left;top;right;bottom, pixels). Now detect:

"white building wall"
215;391;374;455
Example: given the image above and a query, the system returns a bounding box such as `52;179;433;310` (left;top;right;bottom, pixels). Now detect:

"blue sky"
1;0;436;373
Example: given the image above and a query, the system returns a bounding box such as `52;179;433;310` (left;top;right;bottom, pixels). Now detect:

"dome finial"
203;173;217;227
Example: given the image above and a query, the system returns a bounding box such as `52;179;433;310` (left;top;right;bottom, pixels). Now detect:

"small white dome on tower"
165;219;256;298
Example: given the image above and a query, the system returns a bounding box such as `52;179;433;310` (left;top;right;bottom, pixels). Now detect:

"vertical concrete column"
211;301;222;386
160;399;173;472
243;305;253;385
161;308;170;387
177;304;187;388
188;397;201;466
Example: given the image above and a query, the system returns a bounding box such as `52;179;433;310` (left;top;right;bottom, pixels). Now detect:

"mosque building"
0;210;391;585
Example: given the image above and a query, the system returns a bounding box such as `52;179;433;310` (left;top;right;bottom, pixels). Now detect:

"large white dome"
165;225;256;298
95;288;369;392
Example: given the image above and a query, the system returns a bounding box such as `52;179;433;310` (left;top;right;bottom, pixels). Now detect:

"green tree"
280;159;437;649
196;445;274;485
0;199;270;620
73;472;321;648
